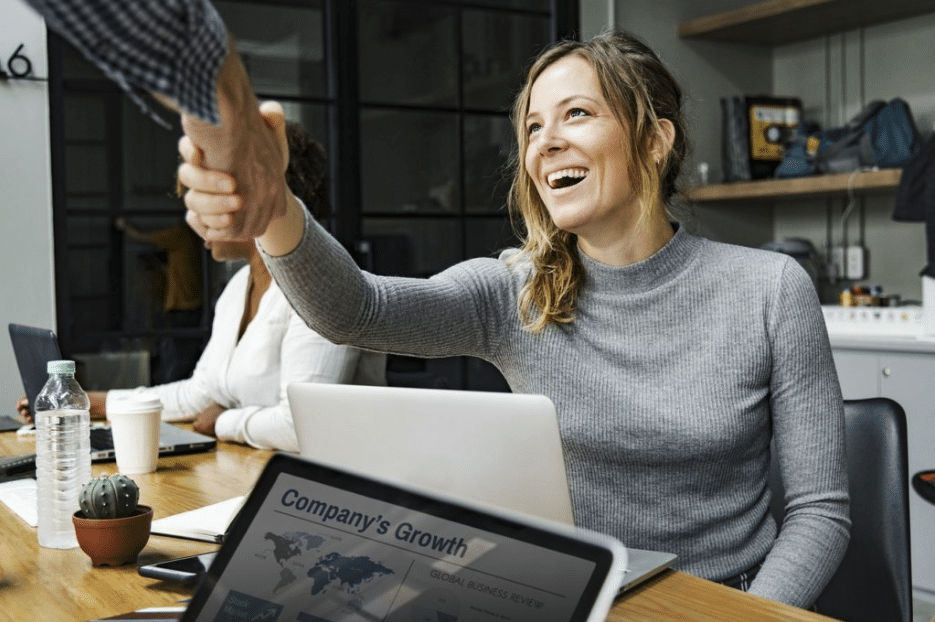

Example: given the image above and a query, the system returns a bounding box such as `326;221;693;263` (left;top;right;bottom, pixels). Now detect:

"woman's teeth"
547;168;587;189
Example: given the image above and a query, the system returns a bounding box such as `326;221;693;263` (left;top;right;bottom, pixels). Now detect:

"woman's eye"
527;122;541;135
569;108;588;119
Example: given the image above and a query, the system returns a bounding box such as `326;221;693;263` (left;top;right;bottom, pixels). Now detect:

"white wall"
0;2;56;413
579;0;612;39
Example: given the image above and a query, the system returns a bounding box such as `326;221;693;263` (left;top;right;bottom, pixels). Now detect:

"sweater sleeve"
749;259;850;607
262;203;512;361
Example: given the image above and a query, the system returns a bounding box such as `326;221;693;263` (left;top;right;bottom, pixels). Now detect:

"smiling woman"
177;29;849;613
511;35;685;330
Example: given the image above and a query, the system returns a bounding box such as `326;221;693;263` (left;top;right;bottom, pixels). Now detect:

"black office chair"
384;354;451;390
769;398;912;622
385;370;450;390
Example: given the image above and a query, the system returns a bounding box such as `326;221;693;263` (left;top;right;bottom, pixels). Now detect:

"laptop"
180;452;628;622
8;323;216;460
287;383;677;594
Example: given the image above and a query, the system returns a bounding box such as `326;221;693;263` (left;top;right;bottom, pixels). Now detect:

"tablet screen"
183;456;619;622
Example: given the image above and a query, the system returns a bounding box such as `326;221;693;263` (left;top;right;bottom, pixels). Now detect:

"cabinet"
831;344;935;600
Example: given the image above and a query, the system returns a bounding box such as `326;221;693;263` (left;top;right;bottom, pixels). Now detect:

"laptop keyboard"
0;429;122;477
0;453;37;477
89;427;114;451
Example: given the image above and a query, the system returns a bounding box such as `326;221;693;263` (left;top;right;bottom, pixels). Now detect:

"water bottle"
34;360;91;549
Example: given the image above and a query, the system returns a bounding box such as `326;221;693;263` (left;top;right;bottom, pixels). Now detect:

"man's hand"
193;402;225;437
179;101;303;257
180;36;289;241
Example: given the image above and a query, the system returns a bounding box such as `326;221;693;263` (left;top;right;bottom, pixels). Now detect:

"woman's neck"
238;252;272;341
248;251;272;294
577;209;675;267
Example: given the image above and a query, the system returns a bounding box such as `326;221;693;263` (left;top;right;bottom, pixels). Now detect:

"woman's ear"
652;119;676;164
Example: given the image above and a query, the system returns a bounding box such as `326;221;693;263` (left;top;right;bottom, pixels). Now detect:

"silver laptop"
287;382;676;594
8;323;216;460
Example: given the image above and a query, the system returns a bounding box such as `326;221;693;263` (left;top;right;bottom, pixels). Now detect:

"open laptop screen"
8;323;62;417
182;453;626;622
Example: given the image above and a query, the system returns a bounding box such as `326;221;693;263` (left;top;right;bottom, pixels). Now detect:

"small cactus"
79;473;140;519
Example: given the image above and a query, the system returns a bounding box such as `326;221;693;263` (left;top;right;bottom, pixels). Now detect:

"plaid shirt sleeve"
24;0;228;126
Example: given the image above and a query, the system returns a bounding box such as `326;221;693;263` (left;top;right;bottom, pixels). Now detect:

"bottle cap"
46;360;75;374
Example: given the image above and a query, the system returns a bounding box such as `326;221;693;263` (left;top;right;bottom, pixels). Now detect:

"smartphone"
138;552;216;584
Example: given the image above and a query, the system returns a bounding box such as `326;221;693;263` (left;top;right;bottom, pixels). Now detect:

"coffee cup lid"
108;390;162;414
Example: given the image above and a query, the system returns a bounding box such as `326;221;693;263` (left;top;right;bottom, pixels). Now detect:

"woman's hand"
86;391;107;420
15;394;30;423
16;391;106;423
193;402;225;437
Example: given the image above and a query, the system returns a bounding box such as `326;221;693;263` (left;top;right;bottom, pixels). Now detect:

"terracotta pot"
72;505;153;567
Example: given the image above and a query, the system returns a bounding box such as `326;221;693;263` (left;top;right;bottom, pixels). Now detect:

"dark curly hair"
285;121;330;220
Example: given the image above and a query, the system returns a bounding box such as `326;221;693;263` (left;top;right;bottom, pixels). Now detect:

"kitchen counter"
823;305;935;353
829;333;935;353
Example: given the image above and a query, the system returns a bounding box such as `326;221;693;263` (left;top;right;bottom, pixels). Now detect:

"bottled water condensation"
34;360;91;549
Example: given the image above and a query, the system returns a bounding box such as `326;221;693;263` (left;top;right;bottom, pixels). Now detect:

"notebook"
179;452;628;622
150;495;246;542
287;383;677;595
8;323;216;461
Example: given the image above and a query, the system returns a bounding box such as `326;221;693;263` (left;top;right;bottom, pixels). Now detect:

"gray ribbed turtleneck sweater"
264;213;850;609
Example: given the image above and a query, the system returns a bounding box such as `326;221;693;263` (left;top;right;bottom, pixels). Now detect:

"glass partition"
50;0;576;391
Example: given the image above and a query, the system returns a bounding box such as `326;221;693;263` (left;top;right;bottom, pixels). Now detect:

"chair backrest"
769;397;912;622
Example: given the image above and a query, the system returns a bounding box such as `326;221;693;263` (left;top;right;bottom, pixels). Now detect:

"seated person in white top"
17;123;386;452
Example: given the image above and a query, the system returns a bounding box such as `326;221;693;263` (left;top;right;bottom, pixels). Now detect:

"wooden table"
0;429;836;622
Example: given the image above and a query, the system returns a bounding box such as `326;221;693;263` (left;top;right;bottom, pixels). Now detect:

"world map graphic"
262;531;395;600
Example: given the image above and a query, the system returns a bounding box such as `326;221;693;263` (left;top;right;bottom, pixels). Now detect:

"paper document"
0;477;37;526
150;496;245;543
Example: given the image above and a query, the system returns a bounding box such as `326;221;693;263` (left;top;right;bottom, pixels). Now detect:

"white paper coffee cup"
106;391;162;474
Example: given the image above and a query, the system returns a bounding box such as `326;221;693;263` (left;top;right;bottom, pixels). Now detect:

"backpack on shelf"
818;98;922;174
777;98;922;179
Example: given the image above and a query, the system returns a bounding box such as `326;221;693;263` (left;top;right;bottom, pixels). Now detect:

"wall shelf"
677;0;935;46
685;168;902;203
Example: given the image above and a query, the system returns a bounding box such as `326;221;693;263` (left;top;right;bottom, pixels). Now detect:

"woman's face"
524;55;637;246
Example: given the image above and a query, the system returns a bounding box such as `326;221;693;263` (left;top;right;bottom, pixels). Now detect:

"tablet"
181;453;627;622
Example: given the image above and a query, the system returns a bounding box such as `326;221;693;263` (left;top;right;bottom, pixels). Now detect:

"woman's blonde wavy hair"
508;30;688;332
